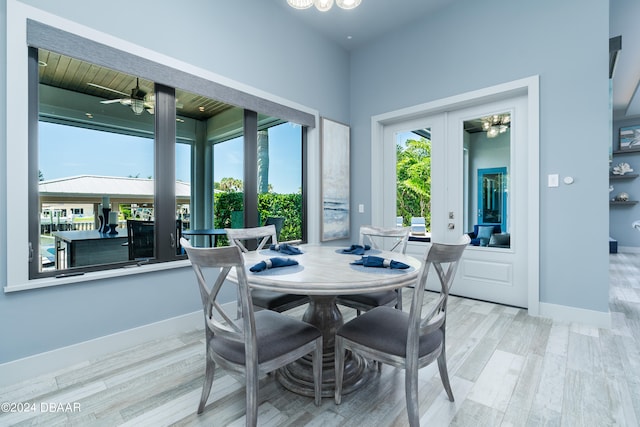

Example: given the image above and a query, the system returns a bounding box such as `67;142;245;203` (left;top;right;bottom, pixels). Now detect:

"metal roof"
39;175;191;199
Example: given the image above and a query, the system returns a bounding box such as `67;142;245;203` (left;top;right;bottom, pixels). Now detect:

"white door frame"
370;76;540;315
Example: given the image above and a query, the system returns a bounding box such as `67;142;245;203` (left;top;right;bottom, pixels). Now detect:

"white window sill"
3;259;192;293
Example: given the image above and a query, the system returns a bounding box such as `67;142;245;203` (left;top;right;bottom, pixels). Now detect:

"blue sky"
40;121;302;193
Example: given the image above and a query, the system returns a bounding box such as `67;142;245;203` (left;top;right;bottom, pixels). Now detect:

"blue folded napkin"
250;257;299;272
352;255;410;269
269;243;303;255
341;244;371;255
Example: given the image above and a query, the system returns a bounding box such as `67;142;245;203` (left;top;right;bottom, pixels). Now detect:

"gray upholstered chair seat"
211;310;321;364
337;306;442;358
337;291;397;310
251;290;309;312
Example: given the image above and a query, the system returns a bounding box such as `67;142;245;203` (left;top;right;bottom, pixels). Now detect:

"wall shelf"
610;200;638;206
610;173;639;180
613;147;640;154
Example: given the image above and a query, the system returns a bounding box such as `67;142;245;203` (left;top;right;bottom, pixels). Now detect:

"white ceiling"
274;0;640;121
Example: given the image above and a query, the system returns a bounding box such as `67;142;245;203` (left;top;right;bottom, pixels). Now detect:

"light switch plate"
548;174;559;187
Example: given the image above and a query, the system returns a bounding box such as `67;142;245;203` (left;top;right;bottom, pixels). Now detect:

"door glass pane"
463;113;511;248
396;129;431;239
38;49;155;271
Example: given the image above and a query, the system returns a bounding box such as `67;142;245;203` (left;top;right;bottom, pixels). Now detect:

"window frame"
5;5;319;291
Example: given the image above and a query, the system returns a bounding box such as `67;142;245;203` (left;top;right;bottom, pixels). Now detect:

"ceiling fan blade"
100;98;125;104
88;82;129;97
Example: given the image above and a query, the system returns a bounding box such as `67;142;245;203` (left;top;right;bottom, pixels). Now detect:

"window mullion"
243;110;259;229
154;84;177;260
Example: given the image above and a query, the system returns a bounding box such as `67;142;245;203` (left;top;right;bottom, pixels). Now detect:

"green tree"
216;177;244;192
396;137;431;229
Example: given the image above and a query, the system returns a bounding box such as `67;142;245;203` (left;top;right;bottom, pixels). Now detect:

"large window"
28;44;308;279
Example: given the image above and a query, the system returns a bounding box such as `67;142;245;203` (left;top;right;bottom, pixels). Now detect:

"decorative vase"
615;192;630;202
98;214;105;233
108;224;118;234
100;208;111;233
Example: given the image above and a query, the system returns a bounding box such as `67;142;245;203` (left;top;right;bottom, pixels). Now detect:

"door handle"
448;223;455;229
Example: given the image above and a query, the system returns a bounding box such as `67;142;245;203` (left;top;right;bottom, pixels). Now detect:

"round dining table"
231;243;422;398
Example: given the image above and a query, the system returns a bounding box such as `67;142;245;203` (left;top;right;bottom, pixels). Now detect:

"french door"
382;95;529;308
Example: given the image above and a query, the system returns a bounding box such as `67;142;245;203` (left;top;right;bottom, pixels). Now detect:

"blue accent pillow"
477;225;494;241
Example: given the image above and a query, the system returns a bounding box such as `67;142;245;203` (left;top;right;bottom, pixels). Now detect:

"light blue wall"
348;0;610;312
0;0;612;363
0;0;349;363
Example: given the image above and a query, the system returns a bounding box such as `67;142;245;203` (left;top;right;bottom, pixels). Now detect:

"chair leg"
334;336;345;405
437;351;454;402
396;287;402;311
246;363;259;427
313;336;323;406
197;355;216;414
405;363;420;427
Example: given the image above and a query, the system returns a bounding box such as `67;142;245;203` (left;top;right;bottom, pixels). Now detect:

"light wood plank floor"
2;253;640;426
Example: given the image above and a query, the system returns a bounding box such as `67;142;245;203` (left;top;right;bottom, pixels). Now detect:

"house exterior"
0;0;627;385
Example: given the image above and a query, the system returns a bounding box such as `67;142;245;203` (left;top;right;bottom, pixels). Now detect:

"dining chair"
336;225;411;315
180;237;322;426
334;234;470;427
264;216;285;240
126;219;154;260
225;225;309;315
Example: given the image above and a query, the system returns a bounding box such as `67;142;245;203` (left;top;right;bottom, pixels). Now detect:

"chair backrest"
407;234;470;355
180;237;255;346
126;219;154;260
225;225;278;253
359;225;410;254
410;217;426;235
264;216;285;239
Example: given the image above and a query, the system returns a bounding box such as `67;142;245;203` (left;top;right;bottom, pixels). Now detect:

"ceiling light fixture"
315;0;333;12
129;78;147;115
481;114;511;138
336;0;361;9
287;0;361;11
287;0;313;9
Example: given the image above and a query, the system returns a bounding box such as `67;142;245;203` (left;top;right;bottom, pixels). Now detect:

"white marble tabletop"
235;243;422;295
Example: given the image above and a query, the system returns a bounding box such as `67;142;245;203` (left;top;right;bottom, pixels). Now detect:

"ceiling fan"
88;78;154;115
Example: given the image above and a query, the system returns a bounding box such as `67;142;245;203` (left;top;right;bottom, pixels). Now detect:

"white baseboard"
618;246;640;254
538;302;611;329
0;310;204;388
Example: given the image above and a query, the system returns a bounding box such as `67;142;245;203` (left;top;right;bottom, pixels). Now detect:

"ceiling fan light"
336;0;361;9
131;98;145;115
287;0;313;9
315;0;333;11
